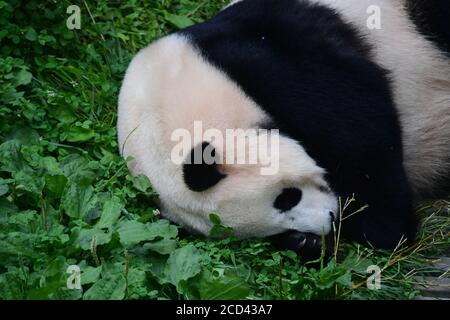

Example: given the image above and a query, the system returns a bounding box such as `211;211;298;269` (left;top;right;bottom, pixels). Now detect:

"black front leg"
336;163;418;249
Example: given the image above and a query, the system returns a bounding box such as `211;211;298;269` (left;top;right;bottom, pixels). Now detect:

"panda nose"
269;230;335;262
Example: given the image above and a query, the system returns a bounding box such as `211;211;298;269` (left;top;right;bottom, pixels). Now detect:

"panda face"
171;133;338;239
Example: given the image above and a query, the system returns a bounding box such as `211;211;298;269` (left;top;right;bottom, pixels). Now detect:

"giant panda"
117;0;450;259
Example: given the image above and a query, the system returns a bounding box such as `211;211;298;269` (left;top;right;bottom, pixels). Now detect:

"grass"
0;0;448;300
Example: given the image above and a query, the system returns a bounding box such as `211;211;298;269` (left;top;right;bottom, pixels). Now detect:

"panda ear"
183;142;226;192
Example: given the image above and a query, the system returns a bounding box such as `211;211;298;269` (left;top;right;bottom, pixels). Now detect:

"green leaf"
44;174;67;199
148;219;178;239
126;268;148;299
118;219;177;247
6;127;40;145
0;184;8;196
96;195;123;229
16;69;32;85
199;274;251;300
62;179;97;219
336;272;353;287
144;238;177;255
60;154;94;183
65;127;95;142
75;228;112;250
117;220;154;246
81;266;102;285
163;245;203;292
209;213;221;225
51;288;82;300
131;174;151;193
14;169;45;194
0;140;24;173
164;13;194;29
0;198;17;216
0;273;24;299
40;156;63;175
24;27;37;41
83;273;126;300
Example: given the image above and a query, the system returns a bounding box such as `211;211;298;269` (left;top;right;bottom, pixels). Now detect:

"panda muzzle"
269;230;335;262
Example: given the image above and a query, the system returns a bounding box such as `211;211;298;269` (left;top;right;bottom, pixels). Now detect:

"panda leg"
341;199;418;249
339;167;418;249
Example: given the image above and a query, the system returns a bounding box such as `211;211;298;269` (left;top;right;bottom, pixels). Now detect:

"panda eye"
274;188;302;212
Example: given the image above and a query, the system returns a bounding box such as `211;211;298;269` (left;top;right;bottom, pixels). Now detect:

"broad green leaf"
131;174;151;193
8;210;38;227
164;13;194;29
65;127;95;142
144;238;177;255
199;274;251;300
163;245;203;292
40;156;63;175
83;273;126;300
118;219;177;247
60;154;95;183
6;127;40;145
117;220;155;246
27;256;67;299
147;219;178;239
16;69;32;85
81;266;102;285
0;198;17;216
0;273;24;299
62;180;97;219
0;140;24;173
126;268;148;299
0;184;8;196
24;27;37;41
336;272;353;287
209;213;221;225
96;195;123;229
14;169;45;194
51;288;82;300
44;174;67;199
75;228;112;250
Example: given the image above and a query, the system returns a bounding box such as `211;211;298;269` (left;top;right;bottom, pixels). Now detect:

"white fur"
118;34;337;237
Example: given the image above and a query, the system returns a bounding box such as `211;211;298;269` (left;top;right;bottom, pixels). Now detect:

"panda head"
160;127;339;259
119;32;340;258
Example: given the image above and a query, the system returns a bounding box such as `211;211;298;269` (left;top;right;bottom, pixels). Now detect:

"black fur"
405;0;450;55
183;142;226;192
274;188;303;212
181;0;417;249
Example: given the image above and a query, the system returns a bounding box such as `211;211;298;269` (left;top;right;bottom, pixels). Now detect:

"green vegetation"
0;0;448;300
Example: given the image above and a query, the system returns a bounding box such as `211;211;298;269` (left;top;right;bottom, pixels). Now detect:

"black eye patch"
274;188;303;212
